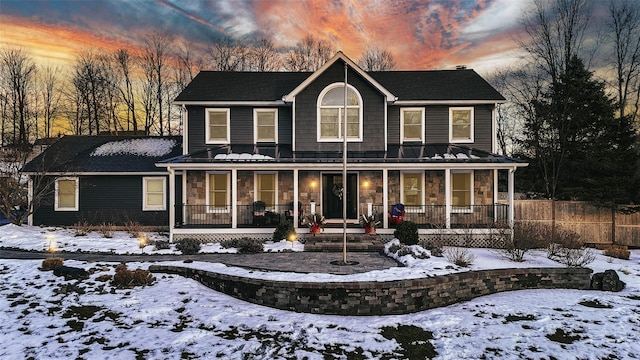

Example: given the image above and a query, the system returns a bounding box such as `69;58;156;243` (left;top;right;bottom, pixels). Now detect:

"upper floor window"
317;83;362;142
143;177;166;211
401;108;424;143
254;109;277;143
206;108;230;144
55;177;78;211
449;107;474;143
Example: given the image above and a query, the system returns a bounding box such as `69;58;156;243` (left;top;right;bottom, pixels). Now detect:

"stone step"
303;233;385;252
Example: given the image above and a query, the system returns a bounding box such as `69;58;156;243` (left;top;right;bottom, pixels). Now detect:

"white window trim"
400;107;425;143
205;108;230;144
451;170;474;213
449;107;474;143
316;83;363;142
206;172;230;213
54;177;79;211
253;108;278;143
142;177;166;211
254;172;278;209
400;172;424;213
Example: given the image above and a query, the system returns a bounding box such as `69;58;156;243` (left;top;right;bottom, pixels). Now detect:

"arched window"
317;83;362;141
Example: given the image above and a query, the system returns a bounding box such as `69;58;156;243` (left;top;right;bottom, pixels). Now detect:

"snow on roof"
213;153;274;161
90;138;177;157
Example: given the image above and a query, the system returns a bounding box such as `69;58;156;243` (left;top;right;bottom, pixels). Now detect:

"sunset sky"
1;0;535;74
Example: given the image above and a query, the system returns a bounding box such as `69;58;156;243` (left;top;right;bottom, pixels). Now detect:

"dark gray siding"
473;105;493;152
187;105;292;153
294;62;386;152
187;106;205;153
426;106;449;144
33;175;175;227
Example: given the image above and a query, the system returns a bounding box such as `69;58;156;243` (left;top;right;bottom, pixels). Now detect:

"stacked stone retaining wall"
149;265;593;315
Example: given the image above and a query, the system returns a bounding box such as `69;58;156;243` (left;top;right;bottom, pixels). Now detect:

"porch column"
493;169;498;223
168;168;175;241
445;168;451;229
383;168;388;229
231;168;238;228
508;168;515;227
27;177;33;226
293;169;299;229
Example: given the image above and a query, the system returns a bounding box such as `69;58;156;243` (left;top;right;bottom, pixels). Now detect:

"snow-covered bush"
444;247;475;267
394;221;419;245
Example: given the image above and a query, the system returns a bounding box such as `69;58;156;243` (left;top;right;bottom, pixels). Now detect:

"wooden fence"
514;200;640;247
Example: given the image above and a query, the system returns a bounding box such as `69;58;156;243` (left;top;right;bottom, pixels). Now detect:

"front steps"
303;233;385;252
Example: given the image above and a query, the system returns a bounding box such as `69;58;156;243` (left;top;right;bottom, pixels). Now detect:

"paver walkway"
0;249;399;275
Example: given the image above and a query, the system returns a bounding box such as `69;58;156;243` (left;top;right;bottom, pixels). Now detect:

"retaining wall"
149;265;593;315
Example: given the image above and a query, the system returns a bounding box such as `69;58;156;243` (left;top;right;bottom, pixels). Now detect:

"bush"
444;247;475;267
153;240;171;250
497;222;551;262
41;257;64;271
175;238;201;255
602;245;630;260
73;221;91;236
112;263;155;288
394;221;419;245
547;229;595;267
124;221;143;238
273;222;296;242
98;223;115;238
222;237;264;253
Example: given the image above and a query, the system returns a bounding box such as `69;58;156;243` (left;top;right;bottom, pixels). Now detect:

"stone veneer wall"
149;266;593;316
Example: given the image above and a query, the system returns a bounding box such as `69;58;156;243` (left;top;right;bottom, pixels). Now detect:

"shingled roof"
23;135;182;173
174;69;504;103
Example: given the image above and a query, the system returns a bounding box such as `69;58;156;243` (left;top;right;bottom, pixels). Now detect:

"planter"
364;225;376;235
311;224;322;234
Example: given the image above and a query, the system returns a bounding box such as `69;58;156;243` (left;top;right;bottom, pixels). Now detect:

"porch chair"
285;201;303;226
389;203;405;226
252;201;267;226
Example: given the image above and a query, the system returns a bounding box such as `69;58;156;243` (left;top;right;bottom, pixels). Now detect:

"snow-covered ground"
1;224;639;359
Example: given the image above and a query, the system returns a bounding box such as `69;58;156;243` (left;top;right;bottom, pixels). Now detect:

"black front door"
322;173;357;219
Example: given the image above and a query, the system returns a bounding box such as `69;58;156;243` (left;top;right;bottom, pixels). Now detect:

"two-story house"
162;52;526;242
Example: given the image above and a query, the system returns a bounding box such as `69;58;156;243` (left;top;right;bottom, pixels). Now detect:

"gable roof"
174;52;504;104
23;135;182;173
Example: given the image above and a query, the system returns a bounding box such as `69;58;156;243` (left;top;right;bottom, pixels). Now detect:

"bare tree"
607;0;640;123
246;38;281;71
37;65;62;139
284;35;333;71
114;49;140;133
142;33;172;135
520;0;593;86
208;37;248;71
358;47;396;71
0;48;36;148
175;41;203;84
71;51;108;135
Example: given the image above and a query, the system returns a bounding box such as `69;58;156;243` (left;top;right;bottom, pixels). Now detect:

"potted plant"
359;213;381;234
303;214;326;235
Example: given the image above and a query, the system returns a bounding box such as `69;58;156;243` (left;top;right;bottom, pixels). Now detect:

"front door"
322;173;357;219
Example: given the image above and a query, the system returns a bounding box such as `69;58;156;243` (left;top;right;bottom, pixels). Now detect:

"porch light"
138;235;147;253
362;179;370;189
310;179;317;189
47;234;57;254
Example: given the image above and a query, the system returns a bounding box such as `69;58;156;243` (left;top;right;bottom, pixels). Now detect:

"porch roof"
158;144;526;166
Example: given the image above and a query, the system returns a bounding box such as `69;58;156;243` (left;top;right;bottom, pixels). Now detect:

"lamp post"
342;62;348;264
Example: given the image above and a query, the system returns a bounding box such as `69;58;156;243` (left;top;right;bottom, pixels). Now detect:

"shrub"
273;222;296;242
124;221;143;238
221;237;264;253
98;223;115;238
497;222;551;262
74;221;91;236
394;221;419;245
153;240;171;250
41;257;64;271
444;247;475;267
112;263;155;288
547;229;595;267
175;238;201;255
602;245;630;260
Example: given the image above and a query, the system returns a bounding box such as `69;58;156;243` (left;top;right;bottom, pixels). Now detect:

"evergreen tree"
518;55;639;204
